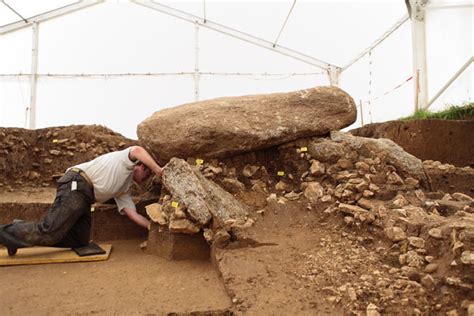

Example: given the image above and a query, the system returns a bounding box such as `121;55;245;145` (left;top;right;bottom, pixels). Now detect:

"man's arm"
129;146;163;177
122;207;150;229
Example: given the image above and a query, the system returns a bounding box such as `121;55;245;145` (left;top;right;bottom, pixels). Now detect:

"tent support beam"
131;0;336;73
409;0;428;111
0;1;105;35
28;22;39;129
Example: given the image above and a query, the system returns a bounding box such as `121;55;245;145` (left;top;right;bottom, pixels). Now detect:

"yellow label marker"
171;201;179;208
196;159;204;165
52;139;58;143
90;206;95;212
300;146;308;152
277;171;285;176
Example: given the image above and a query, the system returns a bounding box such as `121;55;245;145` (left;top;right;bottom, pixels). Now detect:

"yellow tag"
300;146;308;152
90;206;95;212
171;201;179;208
52;139;58;143
277;171;285;176
196;159;204;165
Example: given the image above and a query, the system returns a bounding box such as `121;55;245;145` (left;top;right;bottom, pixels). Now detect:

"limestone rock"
138;86;356;163
220;178;246;193
242;165;260;178
461;251;474;265
169;218;200;234
162;158;248;227
408;236;425;249
384;227;406;242
145;203;168;225
424;263;438;273
304;182;324;203
309;160;325;176
428;228;443;239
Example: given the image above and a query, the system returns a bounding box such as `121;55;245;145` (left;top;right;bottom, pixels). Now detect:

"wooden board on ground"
0;244;112;266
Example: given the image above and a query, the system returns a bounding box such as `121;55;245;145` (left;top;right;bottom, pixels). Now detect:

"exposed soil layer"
350;119;474;168
0;240;231;315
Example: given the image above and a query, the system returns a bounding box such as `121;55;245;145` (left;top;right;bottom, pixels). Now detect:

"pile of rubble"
0;125;135;187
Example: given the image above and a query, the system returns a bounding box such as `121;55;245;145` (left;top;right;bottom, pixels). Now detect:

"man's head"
133;162;152;183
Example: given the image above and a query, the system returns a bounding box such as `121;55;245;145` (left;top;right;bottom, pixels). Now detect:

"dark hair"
137;161;151;175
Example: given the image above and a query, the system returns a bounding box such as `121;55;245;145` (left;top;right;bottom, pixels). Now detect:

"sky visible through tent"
0;0;472;139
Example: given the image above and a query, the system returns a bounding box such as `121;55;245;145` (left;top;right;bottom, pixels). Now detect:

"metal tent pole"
409;0;428;111
194;23;200;102
28;22;39;129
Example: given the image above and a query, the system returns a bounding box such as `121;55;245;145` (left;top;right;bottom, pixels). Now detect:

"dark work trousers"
0;170;95;249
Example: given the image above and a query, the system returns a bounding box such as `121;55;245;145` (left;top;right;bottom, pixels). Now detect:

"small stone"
428;228;443;239
284;191;302;201
355;161;370;171
337;158;353;170
321;195;332;202
266;193;278;203
424;263;438;273
405;177;419;187
347;287;357;301
49;149;61;156
366;303;380;316
362;190;374;198
468;304;474;316
461;251;474;265
446;310;458;316
242;165;260;178
309;160;325;176
452;192;474;203
408;236;425;249
421;274;435;289
387;172;404;185
275;180;288;192
384;227;406;242
44;158;53;164
145;203;168;225
221;178;245;193
304;182;324;203
169;218;200;234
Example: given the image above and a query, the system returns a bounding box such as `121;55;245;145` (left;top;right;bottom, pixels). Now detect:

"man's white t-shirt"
72;147;137;214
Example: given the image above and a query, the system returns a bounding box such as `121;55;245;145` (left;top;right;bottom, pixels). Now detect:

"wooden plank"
0;244;112;266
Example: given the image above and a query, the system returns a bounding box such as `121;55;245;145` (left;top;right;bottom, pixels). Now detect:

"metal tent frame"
0;0;472;129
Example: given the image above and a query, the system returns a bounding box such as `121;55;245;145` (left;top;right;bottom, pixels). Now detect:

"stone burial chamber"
139;85;357;260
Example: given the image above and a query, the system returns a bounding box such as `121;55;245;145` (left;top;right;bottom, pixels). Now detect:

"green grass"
401;102;474;121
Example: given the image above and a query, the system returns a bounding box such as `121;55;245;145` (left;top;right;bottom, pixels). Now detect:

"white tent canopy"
0;0;472;138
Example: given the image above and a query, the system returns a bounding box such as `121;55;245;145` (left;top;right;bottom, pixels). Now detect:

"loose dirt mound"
0;125;136;187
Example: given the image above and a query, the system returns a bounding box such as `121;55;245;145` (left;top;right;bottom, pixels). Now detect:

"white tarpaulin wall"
0;1;472;139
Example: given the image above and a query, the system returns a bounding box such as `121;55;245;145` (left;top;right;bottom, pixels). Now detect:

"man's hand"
122;207;151;229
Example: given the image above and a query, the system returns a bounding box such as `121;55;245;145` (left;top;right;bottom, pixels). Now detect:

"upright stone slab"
161;158;249;229
147;158;249;259
137;86;356;163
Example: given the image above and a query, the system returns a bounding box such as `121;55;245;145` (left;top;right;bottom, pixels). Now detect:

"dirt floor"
1;120;473;315
0;239;231;315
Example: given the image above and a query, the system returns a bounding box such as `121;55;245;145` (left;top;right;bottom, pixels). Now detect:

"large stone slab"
138;86;356;163
161;158;248;229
